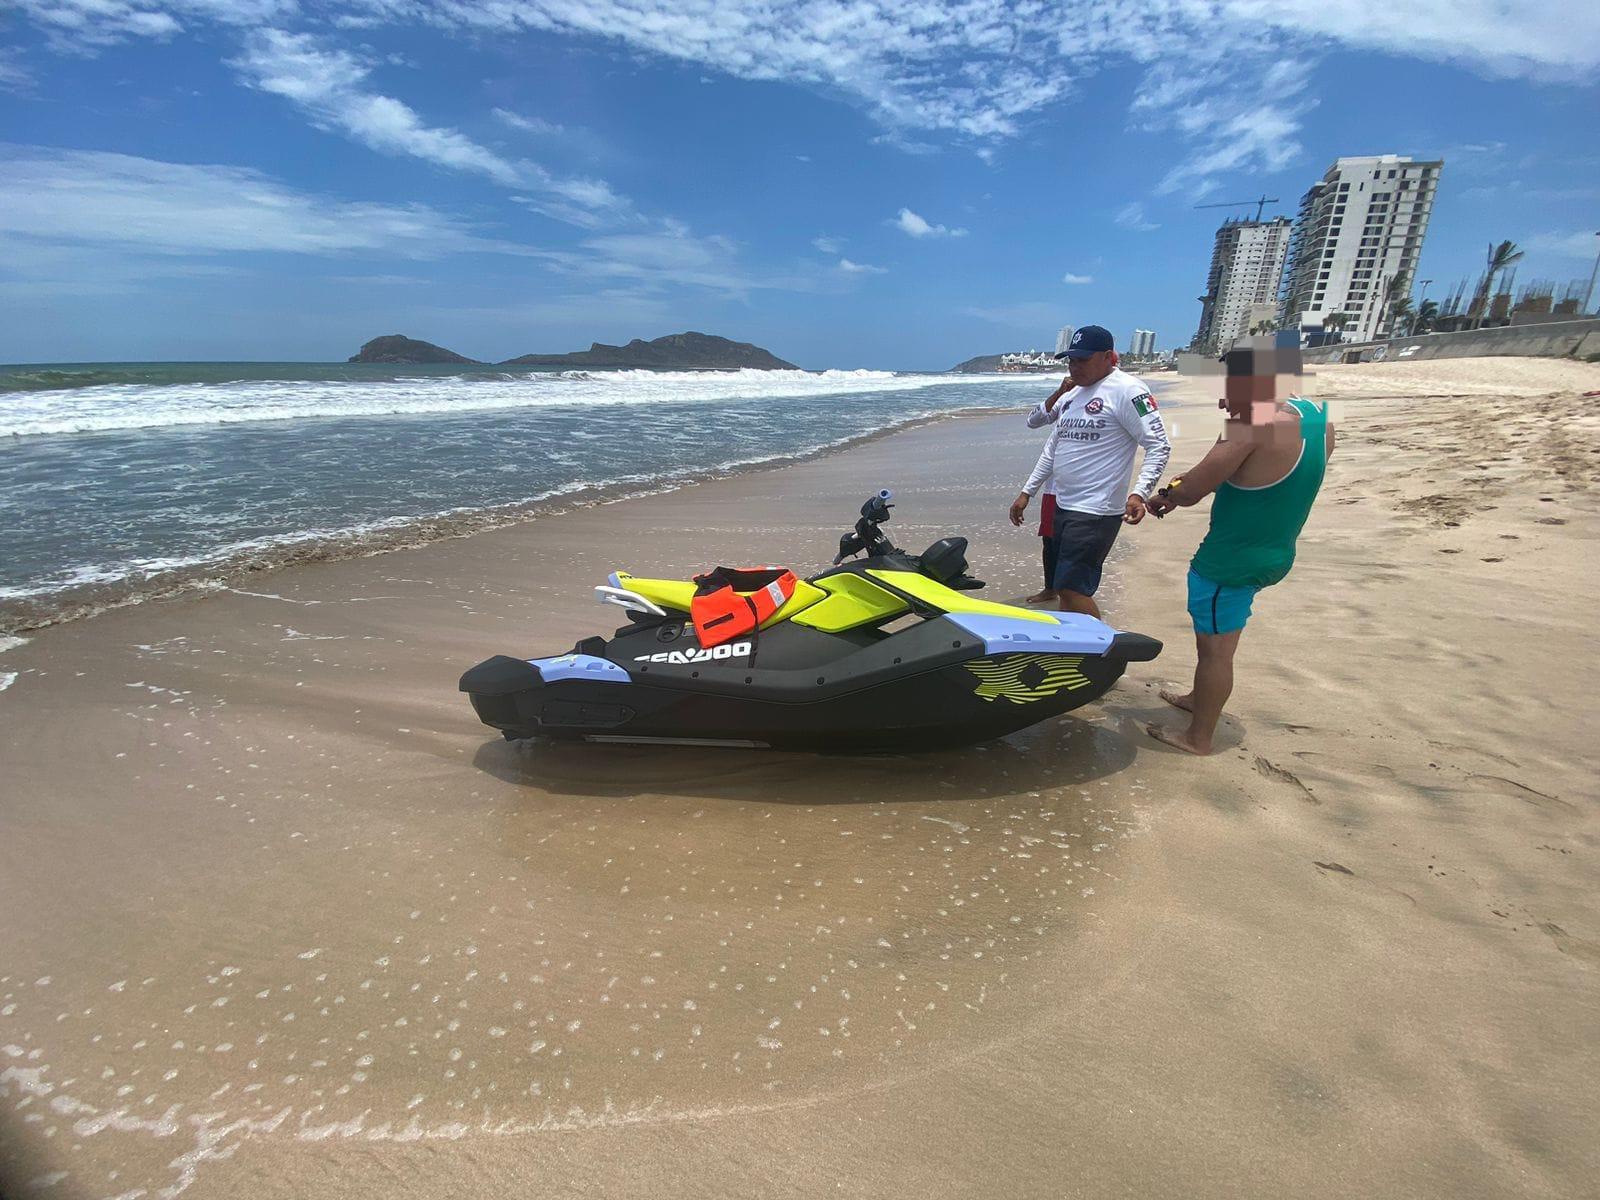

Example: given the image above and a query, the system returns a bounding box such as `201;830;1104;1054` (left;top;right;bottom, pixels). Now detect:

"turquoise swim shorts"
1187;568;1259;636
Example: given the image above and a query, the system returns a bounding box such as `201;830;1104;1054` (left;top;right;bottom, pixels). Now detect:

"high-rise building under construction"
1279;154;1442;343
1191;217;1292;354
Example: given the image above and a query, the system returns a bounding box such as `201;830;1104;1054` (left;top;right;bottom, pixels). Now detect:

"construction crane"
1194;194;1280;222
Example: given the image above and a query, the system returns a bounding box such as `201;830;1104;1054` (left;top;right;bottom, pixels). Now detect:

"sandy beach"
2;355;1598;1199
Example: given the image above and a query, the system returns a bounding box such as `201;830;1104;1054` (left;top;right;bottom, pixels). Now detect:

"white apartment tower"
1130;329;1156;357
1191;217;1292;354
1280;154;1442;343
1054;326;1075;354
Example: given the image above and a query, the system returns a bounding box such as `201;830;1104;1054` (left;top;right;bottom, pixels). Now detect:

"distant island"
348;330;797;370
349;335;481;365
950;354;1005;373
503;331;797;371
951;352;1072;374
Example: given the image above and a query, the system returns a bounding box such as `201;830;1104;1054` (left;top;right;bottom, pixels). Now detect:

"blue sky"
2;0;1597;369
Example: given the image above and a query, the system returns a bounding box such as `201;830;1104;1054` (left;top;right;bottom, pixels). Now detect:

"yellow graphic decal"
966;654;1090;703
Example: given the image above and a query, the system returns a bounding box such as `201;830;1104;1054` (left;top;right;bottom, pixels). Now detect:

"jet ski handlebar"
834;490;899;564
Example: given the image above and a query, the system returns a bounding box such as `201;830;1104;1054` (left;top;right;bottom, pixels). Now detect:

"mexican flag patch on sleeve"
1132;392;1158;417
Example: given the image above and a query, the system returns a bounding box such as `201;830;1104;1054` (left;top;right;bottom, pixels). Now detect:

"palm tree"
1381;272;1413;338
1322;312;1349;342
1469;240;1524;318
1249;318;1280;336
1409;299;1439;336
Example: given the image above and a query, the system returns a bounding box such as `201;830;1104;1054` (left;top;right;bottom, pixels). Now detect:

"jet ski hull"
461;613;1160;752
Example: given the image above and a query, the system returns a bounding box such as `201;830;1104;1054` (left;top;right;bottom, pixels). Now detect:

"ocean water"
0;362;1056;628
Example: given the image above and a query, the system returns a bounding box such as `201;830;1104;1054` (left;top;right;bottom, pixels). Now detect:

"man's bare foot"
1159;688;1194;712
1146;723;1213;755
1025;590;1058;605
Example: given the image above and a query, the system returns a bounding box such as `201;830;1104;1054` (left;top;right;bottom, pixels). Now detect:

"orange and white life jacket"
689;566;796;648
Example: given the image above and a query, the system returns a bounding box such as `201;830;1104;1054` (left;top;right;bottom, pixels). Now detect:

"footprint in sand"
1467;773;1570;807
1426;739;1519;767
1536;517;1567;525
1292;750;1399;781
1541;923;1600;967
1254;756;1319;804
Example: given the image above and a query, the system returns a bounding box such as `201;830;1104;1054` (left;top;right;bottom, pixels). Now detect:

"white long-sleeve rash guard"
1022;369;1172;517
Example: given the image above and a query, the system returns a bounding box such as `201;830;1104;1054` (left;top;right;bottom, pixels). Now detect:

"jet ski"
460;490;1161;752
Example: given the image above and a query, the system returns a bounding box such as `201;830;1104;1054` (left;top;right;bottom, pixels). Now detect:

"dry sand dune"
1;357;1597;1198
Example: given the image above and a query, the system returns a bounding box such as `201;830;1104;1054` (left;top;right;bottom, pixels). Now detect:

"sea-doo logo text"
634;642;751;665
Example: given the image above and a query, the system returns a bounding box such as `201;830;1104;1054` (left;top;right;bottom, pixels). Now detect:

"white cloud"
0;48;35;91
894;207;966;239
1114;202;1159;232
324;272;431;286
1062;272;1093;284
1226;0;1600;77
493;107;564;136
16;1;1600;90
1526;231;1600;259
529;218;857;298
0;145;836;306
870;132;942;156
537;221;780;296
1131;52;1312;196
229;30;626;223
423;1;1081;140
0;144;529;260
812;234;844;254
387;1;1600;147
839;258;887;274
9;0;1600;207
232;30;523;185
9;0;291;50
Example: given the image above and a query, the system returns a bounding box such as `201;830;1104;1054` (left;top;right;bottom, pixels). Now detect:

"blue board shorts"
1051;509;1124;596
1187;568;1259;635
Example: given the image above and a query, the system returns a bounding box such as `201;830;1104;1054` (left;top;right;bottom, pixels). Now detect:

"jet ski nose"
1106;632;1163;662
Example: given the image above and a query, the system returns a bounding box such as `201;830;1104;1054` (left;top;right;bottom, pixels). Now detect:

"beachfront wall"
1302;318;1600;366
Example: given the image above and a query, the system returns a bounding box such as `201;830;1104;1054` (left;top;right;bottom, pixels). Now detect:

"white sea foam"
1;368;1041;438
0;478;611;602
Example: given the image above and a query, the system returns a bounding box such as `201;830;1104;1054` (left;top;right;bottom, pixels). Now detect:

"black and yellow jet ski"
460;490;1161;752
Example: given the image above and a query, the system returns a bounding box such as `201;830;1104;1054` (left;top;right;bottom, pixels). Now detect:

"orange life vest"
689;566;797;648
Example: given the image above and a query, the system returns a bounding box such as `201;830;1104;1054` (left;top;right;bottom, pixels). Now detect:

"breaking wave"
0;367;1036;439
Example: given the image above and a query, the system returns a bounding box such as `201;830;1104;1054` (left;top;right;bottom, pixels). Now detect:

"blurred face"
1222;370;1279;424
1067;349;1115;386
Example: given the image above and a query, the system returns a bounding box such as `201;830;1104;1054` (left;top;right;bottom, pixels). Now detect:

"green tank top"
1191;398;1327;588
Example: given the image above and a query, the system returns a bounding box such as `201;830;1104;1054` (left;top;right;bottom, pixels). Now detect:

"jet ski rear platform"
461;490;1161;752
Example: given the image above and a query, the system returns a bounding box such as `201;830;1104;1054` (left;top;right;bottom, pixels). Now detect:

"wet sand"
2;357;1598;1198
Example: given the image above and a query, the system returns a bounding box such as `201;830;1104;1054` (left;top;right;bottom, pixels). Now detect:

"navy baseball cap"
1062;325;1114;358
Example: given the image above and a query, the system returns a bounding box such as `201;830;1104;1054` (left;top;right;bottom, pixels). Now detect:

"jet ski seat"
611;571;826;629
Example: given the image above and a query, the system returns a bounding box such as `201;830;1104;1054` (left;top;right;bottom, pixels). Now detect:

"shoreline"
0;405;1013;636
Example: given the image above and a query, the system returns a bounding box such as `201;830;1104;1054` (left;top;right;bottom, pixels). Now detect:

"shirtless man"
1145;342;1335;755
